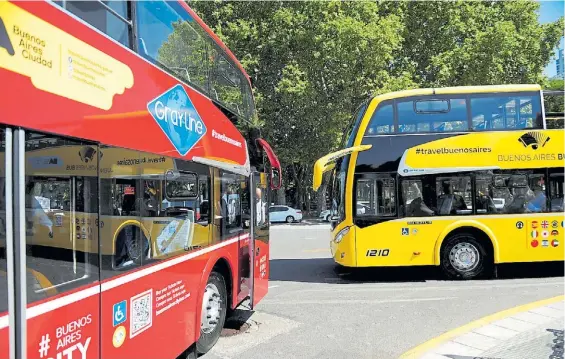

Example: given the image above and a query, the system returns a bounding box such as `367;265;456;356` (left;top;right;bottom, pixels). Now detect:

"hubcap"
201;283;222;334
449;242;479;272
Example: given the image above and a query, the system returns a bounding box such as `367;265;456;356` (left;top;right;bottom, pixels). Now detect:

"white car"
319;209;332;221
269;205;303;223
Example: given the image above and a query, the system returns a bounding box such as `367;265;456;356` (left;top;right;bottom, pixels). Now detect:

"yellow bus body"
316;84;564;272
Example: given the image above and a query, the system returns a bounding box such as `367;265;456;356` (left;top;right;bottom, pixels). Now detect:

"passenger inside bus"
476;185;497;214
526;177;547;213
406;182;435;217
436;182;467;215
505;177;530;213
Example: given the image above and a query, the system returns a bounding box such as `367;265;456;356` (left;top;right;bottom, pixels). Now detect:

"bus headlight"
334;226;350;243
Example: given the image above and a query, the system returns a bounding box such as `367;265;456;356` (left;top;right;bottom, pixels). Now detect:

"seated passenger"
526;179;547;212
437;182;467;215
406;183;434;217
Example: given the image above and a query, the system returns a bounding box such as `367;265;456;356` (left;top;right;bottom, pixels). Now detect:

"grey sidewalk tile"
472;324;519;340
530;306;564;319
452;332;500;351
433;341;483;357
490;317;538;332
512;310;558;325
418;353;451;359
546;301;565;311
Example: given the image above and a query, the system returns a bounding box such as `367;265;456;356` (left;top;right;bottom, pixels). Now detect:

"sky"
538;0;564;77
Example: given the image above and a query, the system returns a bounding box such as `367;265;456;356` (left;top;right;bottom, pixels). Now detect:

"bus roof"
370;84;541;103
0;1;253;176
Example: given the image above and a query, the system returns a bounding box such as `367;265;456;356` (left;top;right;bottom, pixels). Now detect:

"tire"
286;216;294;223
440;232;491;280
325;214;330;222
123;227;149;265
178;344;197;359
196;271;228;354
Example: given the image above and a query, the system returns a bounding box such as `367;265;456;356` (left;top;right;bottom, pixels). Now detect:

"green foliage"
189;0;563;209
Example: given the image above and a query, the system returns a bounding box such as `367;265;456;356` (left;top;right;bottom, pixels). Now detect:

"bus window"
435;176;472;215
397;98;467;133
24;132;99;303
401;180;434;217
63;1;131;48
526;173;547;213
475;174;498;214
216;171;244;240
366;103;393;135
356;175;396;217
471;94;542;130
549;170;564;213
135;0;210;92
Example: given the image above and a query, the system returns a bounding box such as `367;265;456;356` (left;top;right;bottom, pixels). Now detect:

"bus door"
249;172;270;308
0;128;101;359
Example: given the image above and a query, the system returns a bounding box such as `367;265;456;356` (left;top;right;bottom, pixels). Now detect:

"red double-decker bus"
0;1;281;358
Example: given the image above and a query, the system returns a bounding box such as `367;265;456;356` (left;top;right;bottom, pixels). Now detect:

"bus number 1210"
366;249;389;257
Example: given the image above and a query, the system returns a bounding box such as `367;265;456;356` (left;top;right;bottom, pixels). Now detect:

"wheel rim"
449;241;480;272
201;283;222;334
286;216;293;223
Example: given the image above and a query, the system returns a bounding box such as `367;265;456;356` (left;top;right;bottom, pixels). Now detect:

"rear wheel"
440;232;490;280
196;271;227;354
325;214;330;222
286;216;294;223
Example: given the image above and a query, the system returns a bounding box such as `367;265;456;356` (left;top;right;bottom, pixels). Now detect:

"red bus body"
0;1;279;358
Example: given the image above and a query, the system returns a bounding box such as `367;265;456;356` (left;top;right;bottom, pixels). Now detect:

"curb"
399;295;565;358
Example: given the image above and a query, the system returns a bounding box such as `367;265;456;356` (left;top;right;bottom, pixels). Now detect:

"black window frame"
353;172;399;228
362;91;543;137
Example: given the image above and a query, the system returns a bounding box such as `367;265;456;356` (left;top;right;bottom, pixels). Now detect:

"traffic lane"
257;279;563;359
207;226;563;359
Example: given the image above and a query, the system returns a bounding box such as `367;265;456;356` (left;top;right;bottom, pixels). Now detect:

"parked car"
319;209;331;222
269;205;303;223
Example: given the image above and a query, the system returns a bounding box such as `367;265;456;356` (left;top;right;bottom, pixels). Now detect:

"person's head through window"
442;181;452;195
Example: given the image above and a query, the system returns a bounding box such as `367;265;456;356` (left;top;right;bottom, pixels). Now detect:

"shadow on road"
269;258;564;284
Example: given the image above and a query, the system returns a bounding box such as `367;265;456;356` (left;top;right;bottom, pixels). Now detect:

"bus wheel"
441;233;488;280
123;227;149;265
196;271;227;354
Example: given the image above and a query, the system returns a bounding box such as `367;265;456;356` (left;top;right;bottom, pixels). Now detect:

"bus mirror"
312;145;372;191
256;138;282;190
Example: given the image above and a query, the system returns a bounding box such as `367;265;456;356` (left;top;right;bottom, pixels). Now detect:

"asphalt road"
204;223;564;359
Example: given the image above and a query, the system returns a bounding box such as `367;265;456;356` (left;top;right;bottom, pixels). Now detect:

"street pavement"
204;223;564;359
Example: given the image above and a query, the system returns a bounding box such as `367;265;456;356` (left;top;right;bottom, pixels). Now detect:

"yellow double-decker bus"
313;84;564;279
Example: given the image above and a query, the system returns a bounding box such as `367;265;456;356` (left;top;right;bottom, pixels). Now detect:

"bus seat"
437;194;454;215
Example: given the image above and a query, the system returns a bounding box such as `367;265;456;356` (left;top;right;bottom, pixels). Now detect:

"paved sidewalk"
401;296;564;359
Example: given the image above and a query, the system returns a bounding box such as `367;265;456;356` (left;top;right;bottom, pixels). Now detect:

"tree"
189;0;563;211
191;1;413;210
396;0;564;87
544;77;564;129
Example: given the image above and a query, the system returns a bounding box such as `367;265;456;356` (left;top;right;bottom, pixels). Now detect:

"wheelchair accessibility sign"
113;300;127;327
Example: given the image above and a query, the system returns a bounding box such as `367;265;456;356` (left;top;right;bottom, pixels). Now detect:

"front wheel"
286;216;294;223
196;271;228;354
325;214;330;222
440;233;490;280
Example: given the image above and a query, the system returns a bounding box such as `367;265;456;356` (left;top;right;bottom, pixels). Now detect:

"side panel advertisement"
398;130;565;176
0;2;249;175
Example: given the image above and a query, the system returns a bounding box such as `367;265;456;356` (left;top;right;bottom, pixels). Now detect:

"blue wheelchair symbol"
113;300;127;327
401;228;409;236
